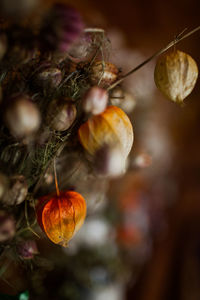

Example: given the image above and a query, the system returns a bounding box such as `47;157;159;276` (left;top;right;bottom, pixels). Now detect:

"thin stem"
54;158;60;197
107;25;200;91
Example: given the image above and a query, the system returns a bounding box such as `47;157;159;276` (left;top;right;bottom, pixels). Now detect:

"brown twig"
107;25;200;91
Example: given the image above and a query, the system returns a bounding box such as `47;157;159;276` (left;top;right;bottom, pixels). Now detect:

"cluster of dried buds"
0;0;199;251
0;0;136;250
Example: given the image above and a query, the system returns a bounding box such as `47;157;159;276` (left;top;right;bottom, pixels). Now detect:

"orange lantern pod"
36;190;86;247
78;105;134;158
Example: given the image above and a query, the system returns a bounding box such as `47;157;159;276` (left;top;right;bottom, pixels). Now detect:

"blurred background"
1;0;200;299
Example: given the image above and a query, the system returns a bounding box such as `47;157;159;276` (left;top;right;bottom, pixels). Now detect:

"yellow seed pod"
78;105;134;158
154;50;198;103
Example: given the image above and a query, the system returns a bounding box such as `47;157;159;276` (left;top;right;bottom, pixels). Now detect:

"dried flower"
0;210;15;242
89;61;118;88
36;191;87;247
34;66;62;90
46;100;77;131
40;4;84;53
82;86;108;115
4;95;41;139
17;239;39;259
68;32;94;62
2;175;28;206
78;105;134;158
154;50;198;103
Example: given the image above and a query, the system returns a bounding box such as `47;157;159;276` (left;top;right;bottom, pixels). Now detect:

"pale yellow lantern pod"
154;50;198;103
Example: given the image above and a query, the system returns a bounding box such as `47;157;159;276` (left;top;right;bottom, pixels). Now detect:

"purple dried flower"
17;239;39;259
40;4;84;53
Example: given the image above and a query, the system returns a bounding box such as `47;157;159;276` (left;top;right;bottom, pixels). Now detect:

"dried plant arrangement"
0;1;199;299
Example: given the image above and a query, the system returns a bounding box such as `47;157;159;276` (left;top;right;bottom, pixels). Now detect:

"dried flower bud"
2;175;28;206
94;144;126;177
0;33;7;60
5;95;41;139
82;86;108;115
68;32;93;62
46;100;77;131
110;87;136;113
154;50;198;103
0;173;8;199
40;4;84;53
89;61;118;88
34;66;62;90
17;239;38;259
0;210;15;242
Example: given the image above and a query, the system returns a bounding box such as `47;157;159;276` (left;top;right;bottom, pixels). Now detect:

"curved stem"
54;158;60;197
107;25;200;91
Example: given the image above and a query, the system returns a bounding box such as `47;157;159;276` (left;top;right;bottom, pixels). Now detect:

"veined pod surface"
36;191;86;247
78;105;134;158
154;50;198;103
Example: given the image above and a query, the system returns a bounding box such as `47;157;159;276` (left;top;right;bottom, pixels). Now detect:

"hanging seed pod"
4;95;41;139
154;50;198;103
46;100;77;131
34;66;62;90
0;33;7;60
0;210;15;242
2;175;28;206
17;239;39;259
94;144;127;177
110;87;136;113
82;86;108;115
40;3;84;53
36;191;87;247
89;61;119;88
78;105;134;158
